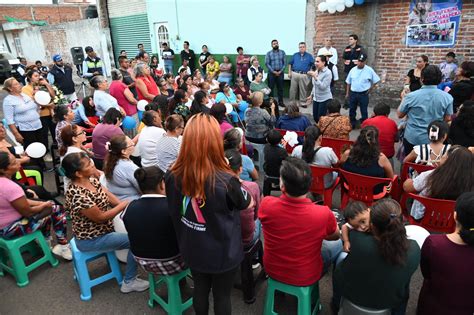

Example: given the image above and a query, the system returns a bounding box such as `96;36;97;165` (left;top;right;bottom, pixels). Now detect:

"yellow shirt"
206;61;220;79
22;85;52;117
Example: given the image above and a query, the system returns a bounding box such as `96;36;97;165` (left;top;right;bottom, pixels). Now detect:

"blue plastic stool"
70;238;123;301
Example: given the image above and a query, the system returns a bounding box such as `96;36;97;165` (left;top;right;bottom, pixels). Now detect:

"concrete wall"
146;0;306;57
2;18;111;75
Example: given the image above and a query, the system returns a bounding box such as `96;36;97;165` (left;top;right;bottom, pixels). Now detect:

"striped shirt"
155;135;182;172
265;49;287;72
2;94;42;131
93;90;120;117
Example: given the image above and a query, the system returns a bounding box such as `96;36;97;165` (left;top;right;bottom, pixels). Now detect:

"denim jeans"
321;239;343;275
164;63;174;75
268;72;285;104
245;219;262;249
75;232;137;282
229;101;249;123
349;91;369;127
313;99;331;123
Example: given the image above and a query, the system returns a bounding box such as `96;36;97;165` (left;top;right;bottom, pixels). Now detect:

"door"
154;22;170;65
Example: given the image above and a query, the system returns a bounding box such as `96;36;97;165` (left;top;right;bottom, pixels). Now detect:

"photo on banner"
406;0;462;47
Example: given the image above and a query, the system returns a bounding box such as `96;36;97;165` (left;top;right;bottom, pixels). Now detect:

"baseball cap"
52;54;62;62
358;53;367;62
85;46;94;53
319;48;333;57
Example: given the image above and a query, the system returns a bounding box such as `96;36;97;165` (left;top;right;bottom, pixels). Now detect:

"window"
13;36;23;57
157;24;169;54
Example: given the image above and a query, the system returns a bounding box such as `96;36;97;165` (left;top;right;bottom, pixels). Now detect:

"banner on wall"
406;0;462;47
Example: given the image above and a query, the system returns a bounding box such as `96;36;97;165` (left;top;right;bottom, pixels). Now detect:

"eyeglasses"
74;131;85;136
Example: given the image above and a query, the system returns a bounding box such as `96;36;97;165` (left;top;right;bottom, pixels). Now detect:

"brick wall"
0;5;86;25
314;0;474;106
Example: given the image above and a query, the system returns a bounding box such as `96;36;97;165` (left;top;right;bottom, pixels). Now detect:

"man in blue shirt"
397;65;453;155
345;54;380;128
288;42;314;108
265;39;286;107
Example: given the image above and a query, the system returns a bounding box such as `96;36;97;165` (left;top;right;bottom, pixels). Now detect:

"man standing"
118;55;137;98
180;41;196;74
136;43;145;57
259;157;342;287
345;54;380;129
82;46;106;79
265;39;286;107
16;57;27;84
47;54;77;102
342;34;363;75
288;42;314;108
161;42;175;74
397;65;453;155
317;37;338;66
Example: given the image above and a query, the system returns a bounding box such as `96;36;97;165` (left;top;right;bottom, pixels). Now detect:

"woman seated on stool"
0;152;71;260
244;91;276;144
122;166;186;275
62;151;149;293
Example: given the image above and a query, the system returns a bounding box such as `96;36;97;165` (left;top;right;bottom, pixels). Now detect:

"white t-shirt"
292;145;338;188
137;126;166;168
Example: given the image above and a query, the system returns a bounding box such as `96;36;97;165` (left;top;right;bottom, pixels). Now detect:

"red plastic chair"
309;165;340;208
399;162;435;213
407;193;456;233
275;129;305;154
339;169;399;208
321;137;354;159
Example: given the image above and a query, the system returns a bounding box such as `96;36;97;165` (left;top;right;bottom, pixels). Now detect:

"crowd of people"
1;34;474;315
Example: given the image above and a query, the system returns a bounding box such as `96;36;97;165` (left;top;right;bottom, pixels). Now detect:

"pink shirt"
220;121;233;137
109;80;137;116
0;177;24;229
92;123;124;160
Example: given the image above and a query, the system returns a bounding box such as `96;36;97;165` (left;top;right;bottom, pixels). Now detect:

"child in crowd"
403;120;450;166
263;130;288;196
362;103;398;160
224;149;262;250
439;51;458;83
341;201;371;253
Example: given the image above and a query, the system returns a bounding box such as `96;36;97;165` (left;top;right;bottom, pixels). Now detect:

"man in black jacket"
47;54;77;101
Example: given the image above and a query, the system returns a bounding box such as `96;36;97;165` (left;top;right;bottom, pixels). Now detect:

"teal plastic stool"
0;230;59;287
263;277;321;315
148;269;193;314
70;238;123;301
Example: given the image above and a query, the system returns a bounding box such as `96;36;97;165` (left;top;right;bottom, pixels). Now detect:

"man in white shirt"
177;59;191;76
317;37;338;66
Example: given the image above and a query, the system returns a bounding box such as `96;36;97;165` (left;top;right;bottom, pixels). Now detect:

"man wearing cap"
47;54;77;102
288;42;314;108
317;37;338;66
82;46;106;79
345;54;380;129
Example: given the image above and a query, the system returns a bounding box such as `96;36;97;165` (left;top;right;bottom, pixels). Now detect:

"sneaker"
120;277;149;293
52;244;72;261
43;153;53;162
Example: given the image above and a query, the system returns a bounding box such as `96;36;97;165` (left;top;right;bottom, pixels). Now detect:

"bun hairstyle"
164;114;184;132
224;149;242;172
370;199;409;266
455;192;474;246
90;75;106;89
134;166;165;194
427;120;449;142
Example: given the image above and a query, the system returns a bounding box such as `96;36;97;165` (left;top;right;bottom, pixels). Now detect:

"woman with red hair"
165;113;252;315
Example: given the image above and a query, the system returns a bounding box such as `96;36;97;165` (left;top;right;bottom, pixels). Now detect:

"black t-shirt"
448;117;474;148
407;69;422;92
120;68;137;98
181;49;196;72
449;80;474;112
122;195;180;259
165;171;251;273
342;44;363;73
263;144;288;177
199;52;211;67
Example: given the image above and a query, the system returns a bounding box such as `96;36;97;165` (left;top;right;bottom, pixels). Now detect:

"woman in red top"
134;63;159;102
109;69;139;137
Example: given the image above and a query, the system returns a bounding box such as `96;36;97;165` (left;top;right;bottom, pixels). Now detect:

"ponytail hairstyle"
59;124;82;156
348;125;380;167
455;192;474;246
317;55;328;67
191;90;208;115
302;125;322;163
370;199;409;265
103;135;128;180
427;120;449;143
82;96;96;117
26;70;39;83
223;128;242;150
53;105;70;123
134;166;165;194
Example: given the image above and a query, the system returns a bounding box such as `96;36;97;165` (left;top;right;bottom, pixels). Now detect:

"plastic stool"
0;230;59;287
263;277;321;315
339;297;390;315
235;239;266;304
148;269;193;314
70;238;123;301
248;142;265;172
